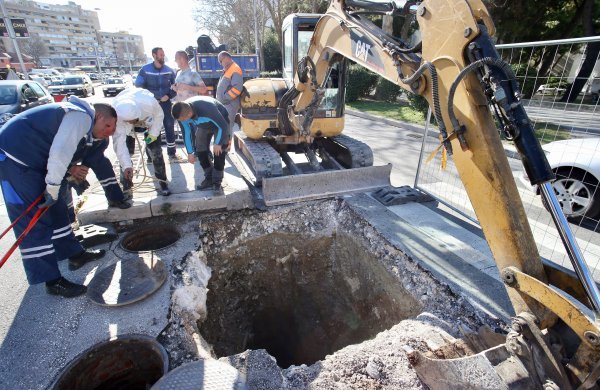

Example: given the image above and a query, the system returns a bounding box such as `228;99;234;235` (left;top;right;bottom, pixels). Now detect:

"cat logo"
354;40;371;63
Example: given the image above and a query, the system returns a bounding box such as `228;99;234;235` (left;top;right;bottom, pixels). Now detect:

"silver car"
522;138;600;220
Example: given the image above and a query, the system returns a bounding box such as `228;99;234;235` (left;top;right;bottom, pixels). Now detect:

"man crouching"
172;97;231;195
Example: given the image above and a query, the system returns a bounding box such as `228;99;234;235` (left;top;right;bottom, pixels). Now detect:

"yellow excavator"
234;0;600;387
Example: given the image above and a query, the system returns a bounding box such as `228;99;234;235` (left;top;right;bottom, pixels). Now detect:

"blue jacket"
135;62;176;101
180;96;231;153
0;100;93;172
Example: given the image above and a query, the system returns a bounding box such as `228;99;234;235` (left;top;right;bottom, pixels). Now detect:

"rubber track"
329;134;374;168
234;132;283;183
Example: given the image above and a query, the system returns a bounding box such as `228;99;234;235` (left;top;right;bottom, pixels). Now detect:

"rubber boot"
212;169;224;196
196;167;213;191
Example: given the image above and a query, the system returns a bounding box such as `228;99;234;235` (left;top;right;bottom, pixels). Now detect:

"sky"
52;0;202;65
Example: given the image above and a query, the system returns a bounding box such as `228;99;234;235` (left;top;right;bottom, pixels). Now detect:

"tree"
21;34;47;66
262;28;282;71
485;0;600;98
559;0;600;102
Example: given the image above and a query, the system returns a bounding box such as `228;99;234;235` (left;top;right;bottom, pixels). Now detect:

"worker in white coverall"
111;88;171;196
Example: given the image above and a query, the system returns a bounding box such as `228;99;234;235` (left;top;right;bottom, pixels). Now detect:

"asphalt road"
342;113;600;280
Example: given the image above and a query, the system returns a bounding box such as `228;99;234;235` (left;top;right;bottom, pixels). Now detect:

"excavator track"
233;131;283;185
320;134;374;168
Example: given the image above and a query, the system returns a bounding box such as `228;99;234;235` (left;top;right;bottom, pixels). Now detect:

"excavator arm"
284;0;600;387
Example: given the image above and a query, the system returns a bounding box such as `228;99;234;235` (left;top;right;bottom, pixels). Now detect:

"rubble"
157;199;506;388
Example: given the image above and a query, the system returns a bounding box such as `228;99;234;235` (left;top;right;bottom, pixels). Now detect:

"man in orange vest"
215;51;243;130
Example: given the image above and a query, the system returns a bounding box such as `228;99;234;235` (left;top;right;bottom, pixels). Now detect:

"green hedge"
259;70;282;78
405;92;430;119
345;65;378;102
374;78;403;102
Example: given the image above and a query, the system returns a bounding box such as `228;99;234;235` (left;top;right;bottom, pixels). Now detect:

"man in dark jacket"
135;47;183;162
172;97;231;195
0;97;116;297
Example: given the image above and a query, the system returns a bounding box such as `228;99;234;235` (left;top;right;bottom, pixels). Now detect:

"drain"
121;225;180;252
52;334;168;390
200;231;423;368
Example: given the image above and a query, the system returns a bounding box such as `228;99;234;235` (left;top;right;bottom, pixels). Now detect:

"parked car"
29;74;48;87
0;80;53;120
48;74;95;98
521;138;600;220
102;77;130;97
536;84;566;96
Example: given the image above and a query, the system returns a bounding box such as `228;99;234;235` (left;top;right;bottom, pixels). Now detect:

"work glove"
72;179;90;196
39;183;61;208
144;134;158;145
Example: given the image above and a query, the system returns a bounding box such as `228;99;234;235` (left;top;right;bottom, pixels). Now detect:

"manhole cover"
121;225;180;252
52;334;168;390
151;360;247;390
87;254;167;306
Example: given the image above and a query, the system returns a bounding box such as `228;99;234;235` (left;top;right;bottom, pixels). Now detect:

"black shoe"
196;178;212;191
69;249;106;271
108;199;132;209
159;182;171;196
213;183;224;196
45;277;87;298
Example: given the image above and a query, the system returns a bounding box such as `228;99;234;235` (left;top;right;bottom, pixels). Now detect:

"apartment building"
0;0;145;71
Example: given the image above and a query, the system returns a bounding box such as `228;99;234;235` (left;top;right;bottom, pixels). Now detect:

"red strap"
0;206;49;269
0;194;44;241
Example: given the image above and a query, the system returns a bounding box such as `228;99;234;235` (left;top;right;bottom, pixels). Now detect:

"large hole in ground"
199;229;423;368
52;335;168;390
121;225;180;252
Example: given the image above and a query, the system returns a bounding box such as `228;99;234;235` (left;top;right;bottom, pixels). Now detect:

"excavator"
233;0;600;388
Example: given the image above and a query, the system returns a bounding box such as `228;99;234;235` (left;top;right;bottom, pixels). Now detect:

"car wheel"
82;89;88;98
545;168;600;220
92;88;95;96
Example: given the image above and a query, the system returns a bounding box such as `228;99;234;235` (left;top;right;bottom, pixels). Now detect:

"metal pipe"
413;107;432;188
496;35;600;49
540;182;600;313
0;0;28;78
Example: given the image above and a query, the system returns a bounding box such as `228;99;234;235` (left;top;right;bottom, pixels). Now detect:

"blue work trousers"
0;157;83;284
160;100;176;156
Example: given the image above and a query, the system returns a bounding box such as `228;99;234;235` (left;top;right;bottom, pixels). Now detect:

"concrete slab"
346;194;514;322
77;146;253;224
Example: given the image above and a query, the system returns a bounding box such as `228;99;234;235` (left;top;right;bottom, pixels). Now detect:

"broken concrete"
162;199;510;389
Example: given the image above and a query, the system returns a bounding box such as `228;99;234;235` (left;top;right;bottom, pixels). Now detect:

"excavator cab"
281;14;347;122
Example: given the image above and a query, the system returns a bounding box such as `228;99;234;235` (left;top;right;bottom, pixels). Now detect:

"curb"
346;109;521;160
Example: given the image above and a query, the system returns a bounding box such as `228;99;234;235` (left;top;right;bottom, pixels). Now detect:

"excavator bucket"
261;164;392;206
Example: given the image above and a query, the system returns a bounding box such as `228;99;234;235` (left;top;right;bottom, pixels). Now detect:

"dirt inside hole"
199;230;423;368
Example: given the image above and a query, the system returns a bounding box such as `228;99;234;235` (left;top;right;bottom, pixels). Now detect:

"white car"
522;138;600;220
536;84;566;96
102;77;131;97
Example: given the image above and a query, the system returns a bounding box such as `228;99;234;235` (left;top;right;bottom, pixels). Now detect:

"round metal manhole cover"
52;334;168;390
87;254;167;306
121;225;180;252
151;360;247;390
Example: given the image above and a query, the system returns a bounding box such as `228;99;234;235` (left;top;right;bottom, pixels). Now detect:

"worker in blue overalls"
0;97;117;298
63;137;132;224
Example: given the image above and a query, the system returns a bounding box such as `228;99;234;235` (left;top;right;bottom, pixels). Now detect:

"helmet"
113;99;140;121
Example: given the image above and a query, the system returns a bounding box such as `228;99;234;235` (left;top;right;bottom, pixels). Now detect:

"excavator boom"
237;0;600;387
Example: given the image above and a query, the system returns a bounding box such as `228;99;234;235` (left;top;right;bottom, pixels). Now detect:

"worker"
216;51;243;130
172;50;207;101
171;96;231;195
112;88;172;197
63;134;133;220
135;47;183;162
0;97;117;297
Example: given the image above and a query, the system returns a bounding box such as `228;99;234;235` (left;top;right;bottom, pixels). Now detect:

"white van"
30;68;61;77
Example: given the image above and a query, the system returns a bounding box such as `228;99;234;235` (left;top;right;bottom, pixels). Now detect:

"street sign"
0;20;7;37
10;19;28;38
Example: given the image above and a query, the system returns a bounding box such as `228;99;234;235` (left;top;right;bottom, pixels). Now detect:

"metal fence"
414;36;600;281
